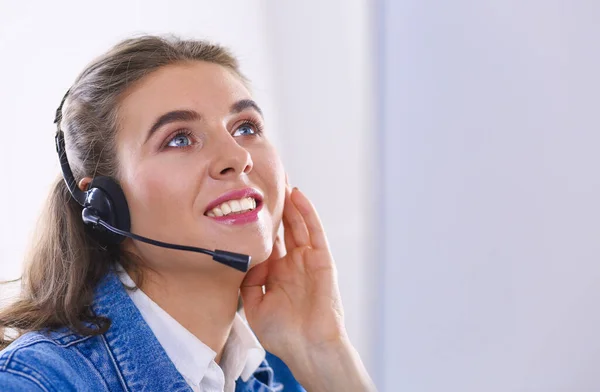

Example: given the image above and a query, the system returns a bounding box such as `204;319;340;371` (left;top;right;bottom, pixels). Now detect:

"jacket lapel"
92;269;192;392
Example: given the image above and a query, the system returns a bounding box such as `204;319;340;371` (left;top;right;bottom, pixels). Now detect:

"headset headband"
53;89;86;206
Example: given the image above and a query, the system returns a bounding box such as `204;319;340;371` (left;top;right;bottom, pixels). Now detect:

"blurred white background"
2;0;600;391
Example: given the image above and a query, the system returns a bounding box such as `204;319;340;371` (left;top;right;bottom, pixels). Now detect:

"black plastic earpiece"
55;130;130;244
84;176;131;244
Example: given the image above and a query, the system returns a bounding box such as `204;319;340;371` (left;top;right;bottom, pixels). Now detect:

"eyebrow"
145;99;263;143
230;99;263;117
145;109;201;142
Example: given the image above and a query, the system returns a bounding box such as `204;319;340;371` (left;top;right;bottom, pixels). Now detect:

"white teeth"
241;198;253;211
221;203;232;215
230;200;242;213
206;197;258;217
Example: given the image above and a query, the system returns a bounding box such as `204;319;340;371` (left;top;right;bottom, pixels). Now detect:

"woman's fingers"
282;211;297;252
270;233;287;260
283;185;310;249
240;256;271;313
290;188;328;250
240;233;287;312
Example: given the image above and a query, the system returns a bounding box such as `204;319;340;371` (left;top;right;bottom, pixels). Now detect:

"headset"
53;90;251;272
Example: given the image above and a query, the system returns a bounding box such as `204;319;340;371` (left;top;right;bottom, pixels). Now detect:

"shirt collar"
116;265;265;388
222;312;266;382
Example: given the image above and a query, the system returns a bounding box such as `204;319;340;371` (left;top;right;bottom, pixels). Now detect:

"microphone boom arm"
82;209;251;272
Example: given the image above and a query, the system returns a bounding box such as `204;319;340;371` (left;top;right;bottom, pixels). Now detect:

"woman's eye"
233;124;256;137
166;132;192;148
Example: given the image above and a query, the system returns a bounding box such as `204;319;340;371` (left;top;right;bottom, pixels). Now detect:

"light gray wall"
378;0;600;391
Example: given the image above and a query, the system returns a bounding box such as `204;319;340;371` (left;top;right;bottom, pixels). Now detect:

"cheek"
123;159;197;231
253;146;286;225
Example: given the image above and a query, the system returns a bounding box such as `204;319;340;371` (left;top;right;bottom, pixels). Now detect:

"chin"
247;245;274;267
230;238;273;268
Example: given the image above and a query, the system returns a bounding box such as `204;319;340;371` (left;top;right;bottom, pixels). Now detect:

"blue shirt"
0;269;305;391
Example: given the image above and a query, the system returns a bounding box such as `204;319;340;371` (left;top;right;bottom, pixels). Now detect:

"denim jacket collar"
91;268;192;392
1;268;301;391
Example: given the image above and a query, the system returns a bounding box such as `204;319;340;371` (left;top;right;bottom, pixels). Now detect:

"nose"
208;133;253;180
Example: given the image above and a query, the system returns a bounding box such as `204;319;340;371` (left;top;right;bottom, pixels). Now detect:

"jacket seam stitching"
70;345;112;391
4;363;53;392
1;337;52;371
0;334;94;372
60;335;94;347
101;333;130;392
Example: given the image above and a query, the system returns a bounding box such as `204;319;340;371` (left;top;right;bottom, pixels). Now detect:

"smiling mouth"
205;197;259;217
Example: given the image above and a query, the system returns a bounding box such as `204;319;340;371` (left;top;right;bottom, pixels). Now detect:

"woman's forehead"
119;62;251;121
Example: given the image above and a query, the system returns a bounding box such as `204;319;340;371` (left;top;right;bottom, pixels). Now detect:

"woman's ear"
78;177;93;192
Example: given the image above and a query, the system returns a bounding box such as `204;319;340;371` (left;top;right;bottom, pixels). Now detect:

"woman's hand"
241;186;344;355
240;187;375;391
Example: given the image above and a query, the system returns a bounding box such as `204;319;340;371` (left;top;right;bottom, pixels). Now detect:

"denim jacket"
0;269;305;391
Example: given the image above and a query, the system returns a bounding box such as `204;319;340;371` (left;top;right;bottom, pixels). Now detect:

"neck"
128;264;243;363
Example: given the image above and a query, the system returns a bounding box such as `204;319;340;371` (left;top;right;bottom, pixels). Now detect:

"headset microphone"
54;91;251;272
82;209;250;272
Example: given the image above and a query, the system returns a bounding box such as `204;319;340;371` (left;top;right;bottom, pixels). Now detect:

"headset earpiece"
83;176;131;244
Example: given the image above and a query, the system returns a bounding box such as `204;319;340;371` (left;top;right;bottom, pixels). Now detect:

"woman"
0;35;374;391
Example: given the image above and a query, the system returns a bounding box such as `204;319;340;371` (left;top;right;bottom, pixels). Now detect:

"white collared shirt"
117;266;266;392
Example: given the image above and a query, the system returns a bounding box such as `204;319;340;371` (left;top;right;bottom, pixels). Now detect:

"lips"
204;188;263;217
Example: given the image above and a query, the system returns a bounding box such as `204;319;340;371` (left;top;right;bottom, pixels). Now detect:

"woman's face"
115;61;285;273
